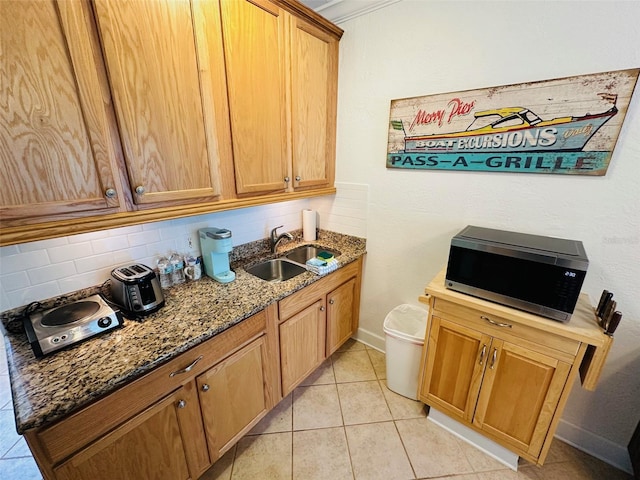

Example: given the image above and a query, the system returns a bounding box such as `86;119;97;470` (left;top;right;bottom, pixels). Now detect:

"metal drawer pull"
177;400;186;409
169;355;203;377
479;344;487;365
481;315;512;328
489;348;498;369
201;384;210;392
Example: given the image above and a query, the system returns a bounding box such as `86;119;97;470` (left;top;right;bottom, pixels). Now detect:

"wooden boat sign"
387;69;639;175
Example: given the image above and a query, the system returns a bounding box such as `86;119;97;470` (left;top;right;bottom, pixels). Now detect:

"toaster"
110;263;165;318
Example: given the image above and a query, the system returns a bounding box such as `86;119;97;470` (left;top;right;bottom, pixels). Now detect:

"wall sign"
386;68;639;175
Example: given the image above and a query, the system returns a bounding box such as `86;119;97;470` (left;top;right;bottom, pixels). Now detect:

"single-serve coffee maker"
199;228;236;283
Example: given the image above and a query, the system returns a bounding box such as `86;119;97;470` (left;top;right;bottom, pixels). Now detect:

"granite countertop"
0;230;366;434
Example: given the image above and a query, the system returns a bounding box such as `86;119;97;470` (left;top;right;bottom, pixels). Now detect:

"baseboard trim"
354;327;385;352
555;419;633;474
428;408;519;471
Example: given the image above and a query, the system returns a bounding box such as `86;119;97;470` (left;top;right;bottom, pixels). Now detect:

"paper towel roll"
303;209;317;241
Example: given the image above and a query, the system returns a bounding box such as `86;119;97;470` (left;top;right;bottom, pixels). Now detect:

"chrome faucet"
270;225;293;253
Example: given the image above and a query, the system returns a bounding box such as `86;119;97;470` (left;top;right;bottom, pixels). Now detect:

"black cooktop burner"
40;301;100;327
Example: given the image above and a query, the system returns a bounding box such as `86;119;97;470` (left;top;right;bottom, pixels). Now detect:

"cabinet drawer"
35;310;266;464
279;258;361;321
433;299;579;357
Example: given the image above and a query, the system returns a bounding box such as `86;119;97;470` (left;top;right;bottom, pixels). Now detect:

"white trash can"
383;304;428;400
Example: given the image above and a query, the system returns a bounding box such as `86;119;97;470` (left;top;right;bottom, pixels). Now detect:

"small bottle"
170;253;185;285
156;256;173;289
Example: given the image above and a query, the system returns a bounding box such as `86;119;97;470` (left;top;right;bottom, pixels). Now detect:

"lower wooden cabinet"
197;336;270;460
54;382;205;480
419;269;613;466
279;299;326;396
278;258;362;395
23;260;363;480
422;315;571;459
326;277;357;356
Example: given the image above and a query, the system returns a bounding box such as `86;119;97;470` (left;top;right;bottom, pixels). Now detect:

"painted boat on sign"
400;95;618;154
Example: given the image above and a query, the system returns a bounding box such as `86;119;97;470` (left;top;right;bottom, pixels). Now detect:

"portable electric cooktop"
24;294;123;357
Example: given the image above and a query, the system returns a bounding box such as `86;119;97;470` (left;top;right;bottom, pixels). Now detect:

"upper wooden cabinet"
220;0;289;195
290;15;338;191
0;0;342;246
222;0;339;195
0;0;126;223
92;0;232;206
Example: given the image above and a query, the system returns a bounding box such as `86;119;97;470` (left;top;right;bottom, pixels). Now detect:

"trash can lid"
383;304;428;342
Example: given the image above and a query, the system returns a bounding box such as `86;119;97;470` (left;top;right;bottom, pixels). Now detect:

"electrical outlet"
187;236;193;250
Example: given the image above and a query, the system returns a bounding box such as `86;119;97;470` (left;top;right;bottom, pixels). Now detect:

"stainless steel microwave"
445;226;589;322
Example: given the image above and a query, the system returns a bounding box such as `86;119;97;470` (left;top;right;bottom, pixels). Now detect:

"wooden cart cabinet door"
326;279;355;356
473;339;571;456
197;336;269;461
280;299;326;396
0;0;123;222
290;16;338;190
93;0;224;205
54;384;203;480
421;317;491;423
220;0;289;195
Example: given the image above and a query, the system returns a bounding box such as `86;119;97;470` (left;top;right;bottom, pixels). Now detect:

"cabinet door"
93;0;226;206
0;0;124;223
220;0;289;195
473;339;571;457
280;299;326;395
197;336;269;461
55;382;206;480
420;317;491;423
326;279;355;356
290;16;338;190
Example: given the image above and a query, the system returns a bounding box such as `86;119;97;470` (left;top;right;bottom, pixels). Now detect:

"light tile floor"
200;339;633;480
0;335;633;480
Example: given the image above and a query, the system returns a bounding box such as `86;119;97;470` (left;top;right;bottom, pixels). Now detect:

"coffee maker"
198;228;236;283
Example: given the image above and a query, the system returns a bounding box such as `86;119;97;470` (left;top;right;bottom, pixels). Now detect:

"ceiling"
299;0;402;24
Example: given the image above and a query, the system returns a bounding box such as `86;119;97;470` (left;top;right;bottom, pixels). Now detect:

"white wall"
335;0;640;472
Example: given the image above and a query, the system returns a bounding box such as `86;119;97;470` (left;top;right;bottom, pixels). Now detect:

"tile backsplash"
0;183;368;311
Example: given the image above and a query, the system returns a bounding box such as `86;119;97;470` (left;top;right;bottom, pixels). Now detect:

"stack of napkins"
306;256;339;276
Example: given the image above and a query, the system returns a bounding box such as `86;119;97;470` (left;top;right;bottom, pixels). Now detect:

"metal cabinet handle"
481;315;512;328
295;175;301;181
489;348;498;369
201;384;210;392
284;176;290;183
320;306;325;312
329;299;335;305
105;188;117;198
169;355;203;377
177;400;186;409
135;185;145;195
479;344;487;365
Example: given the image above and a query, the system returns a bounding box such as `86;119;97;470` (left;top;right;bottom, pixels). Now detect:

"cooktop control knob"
97;317;112;329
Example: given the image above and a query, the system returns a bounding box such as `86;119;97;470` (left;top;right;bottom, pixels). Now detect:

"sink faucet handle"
271;225;284;240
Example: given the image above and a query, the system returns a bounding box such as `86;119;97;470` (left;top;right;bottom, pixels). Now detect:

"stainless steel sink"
245;259;307;282
284;245;341;265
